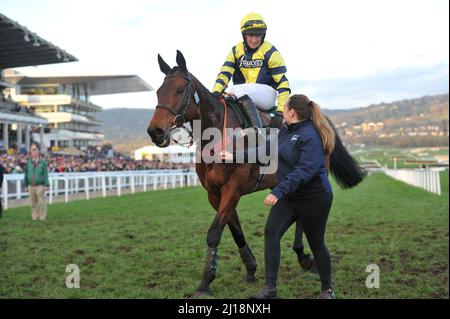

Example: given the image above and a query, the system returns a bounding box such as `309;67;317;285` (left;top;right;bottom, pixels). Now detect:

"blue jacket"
270;119;332;200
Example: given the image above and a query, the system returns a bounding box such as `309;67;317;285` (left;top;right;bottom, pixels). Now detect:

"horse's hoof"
298;254;314;271
246;274;257;283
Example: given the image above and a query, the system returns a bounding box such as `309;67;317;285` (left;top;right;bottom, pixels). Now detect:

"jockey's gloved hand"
211;91;222;100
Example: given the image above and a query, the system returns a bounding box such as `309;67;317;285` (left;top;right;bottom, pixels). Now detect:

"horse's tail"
327;116;367;189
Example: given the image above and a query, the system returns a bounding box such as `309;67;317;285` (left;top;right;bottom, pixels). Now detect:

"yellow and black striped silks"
213;41;290;112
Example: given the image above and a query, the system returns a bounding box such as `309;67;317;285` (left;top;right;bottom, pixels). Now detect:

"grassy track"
0;172;448;299
353;146;449;169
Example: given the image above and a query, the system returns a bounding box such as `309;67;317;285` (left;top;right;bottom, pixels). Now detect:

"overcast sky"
1;0;448;110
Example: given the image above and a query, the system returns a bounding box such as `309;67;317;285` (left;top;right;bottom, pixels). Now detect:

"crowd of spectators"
1;94;33;114
0;145;193;174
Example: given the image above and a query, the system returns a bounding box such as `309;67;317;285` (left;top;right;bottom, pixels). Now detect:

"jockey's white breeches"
227;83;277;110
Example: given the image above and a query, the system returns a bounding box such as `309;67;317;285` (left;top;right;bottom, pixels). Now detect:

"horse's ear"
158;54;172;75
176;50;187;71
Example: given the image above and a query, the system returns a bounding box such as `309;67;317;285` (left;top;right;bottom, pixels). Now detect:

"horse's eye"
176;87;184;94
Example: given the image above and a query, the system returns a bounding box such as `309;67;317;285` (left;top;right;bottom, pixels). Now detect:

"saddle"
223;97;282;129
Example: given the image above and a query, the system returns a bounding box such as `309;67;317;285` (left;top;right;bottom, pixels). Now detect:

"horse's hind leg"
293;219;318;274
228;210;257;282
293;219;306;257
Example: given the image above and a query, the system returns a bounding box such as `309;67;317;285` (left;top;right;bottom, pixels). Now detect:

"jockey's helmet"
240;13;267;36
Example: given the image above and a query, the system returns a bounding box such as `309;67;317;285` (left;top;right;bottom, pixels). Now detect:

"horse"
147;50;367;296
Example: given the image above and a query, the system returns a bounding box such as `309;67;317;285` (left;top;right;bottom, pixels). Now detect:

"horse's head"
147;50;200;147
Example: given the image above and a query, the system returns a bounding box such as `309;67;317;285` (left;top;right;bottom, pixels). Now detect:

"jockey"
212;12;290;134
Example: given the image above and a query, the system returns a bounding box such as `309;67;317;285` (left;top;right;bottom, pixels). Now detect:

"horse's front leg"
194;184;240;296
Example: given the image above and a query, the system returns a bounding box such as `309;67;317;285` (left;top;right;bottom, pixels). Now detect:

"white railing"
1;169;199;210
383;168;444;195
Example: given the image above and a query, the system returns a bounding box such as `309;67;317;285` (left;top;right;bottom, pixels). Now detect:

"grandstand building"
0;12;77;153
5;73;152;149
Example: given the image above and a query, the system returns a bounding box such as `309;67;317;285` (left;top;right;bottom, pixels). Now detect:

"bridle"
155;72;200;146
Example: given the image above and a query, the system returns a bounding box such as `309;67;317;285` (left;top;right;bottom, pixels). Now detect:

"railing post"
3;178;8;210
131;175;135;194
85;177;89;200
49;179;53;204
55;178;59;197
16;179;21;200
102;176;106;197
117;176;122;196
65;177;69;203
436;171;442;196
143;175;147;192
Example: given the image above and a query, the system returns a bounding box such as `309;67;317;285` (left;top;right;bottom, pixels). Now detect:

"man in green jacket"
24;144;49;221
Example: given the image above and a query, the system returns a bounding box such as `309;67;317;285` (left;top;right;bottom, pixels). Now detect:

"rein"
219;98;228;153
156;72;228;152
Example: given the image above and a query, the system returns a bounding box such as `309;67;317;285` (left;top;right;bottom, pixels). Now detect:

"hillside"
94;108;155;154
95;93;449;152
325;94;449;147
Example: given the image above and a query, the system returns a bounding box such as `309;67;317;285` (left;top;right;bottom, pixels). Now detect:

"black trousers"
264;191;333;291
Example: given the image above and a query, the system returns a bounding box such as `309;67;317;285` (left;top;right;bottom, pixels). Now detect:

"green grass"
0;172;448;299
354;146;449;169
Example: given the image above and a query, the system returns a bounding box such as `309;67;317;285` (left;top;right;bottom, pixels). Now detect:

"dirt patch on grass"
395;278;417;287
146;282;158;288
426;289;448;299
378;256;395;271
428;262;448;276
74;249;85;255
117;246;131;253
399;249;414;262
82;257;96;265
29;264;38;271
0;241;8;250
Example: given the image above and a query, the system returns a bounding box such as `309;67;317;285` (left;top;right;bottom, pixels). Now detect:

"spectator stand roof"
0;13;78;69
8;75;154;95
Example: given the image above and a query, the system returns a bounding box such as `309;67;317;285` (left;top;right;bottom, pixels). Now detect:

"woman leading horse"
147;50;366;297
238;95;337;299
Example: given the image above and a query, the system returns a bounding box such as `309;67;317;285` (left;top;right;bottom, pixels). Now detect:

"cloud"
1;0;448;109
291;62;449;109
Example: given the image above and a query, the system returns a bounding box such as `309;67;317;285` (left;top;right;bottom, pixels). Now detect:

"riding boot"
196;247;218;292
238;244;257;282
237;95;265;141
250;285;278;299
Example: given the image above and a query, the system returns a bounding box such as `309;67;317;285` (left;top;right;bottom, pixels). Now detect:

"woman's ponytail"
287;95;335;155
310;101;335;155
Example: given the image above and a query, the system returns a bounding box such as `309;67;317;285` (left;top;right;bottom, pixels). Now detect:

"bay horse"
147;51;366;296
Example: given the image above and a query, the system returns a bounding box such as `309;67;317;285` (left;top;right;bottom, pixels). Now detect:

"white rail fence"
383;168;445;195
1;169;199;210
